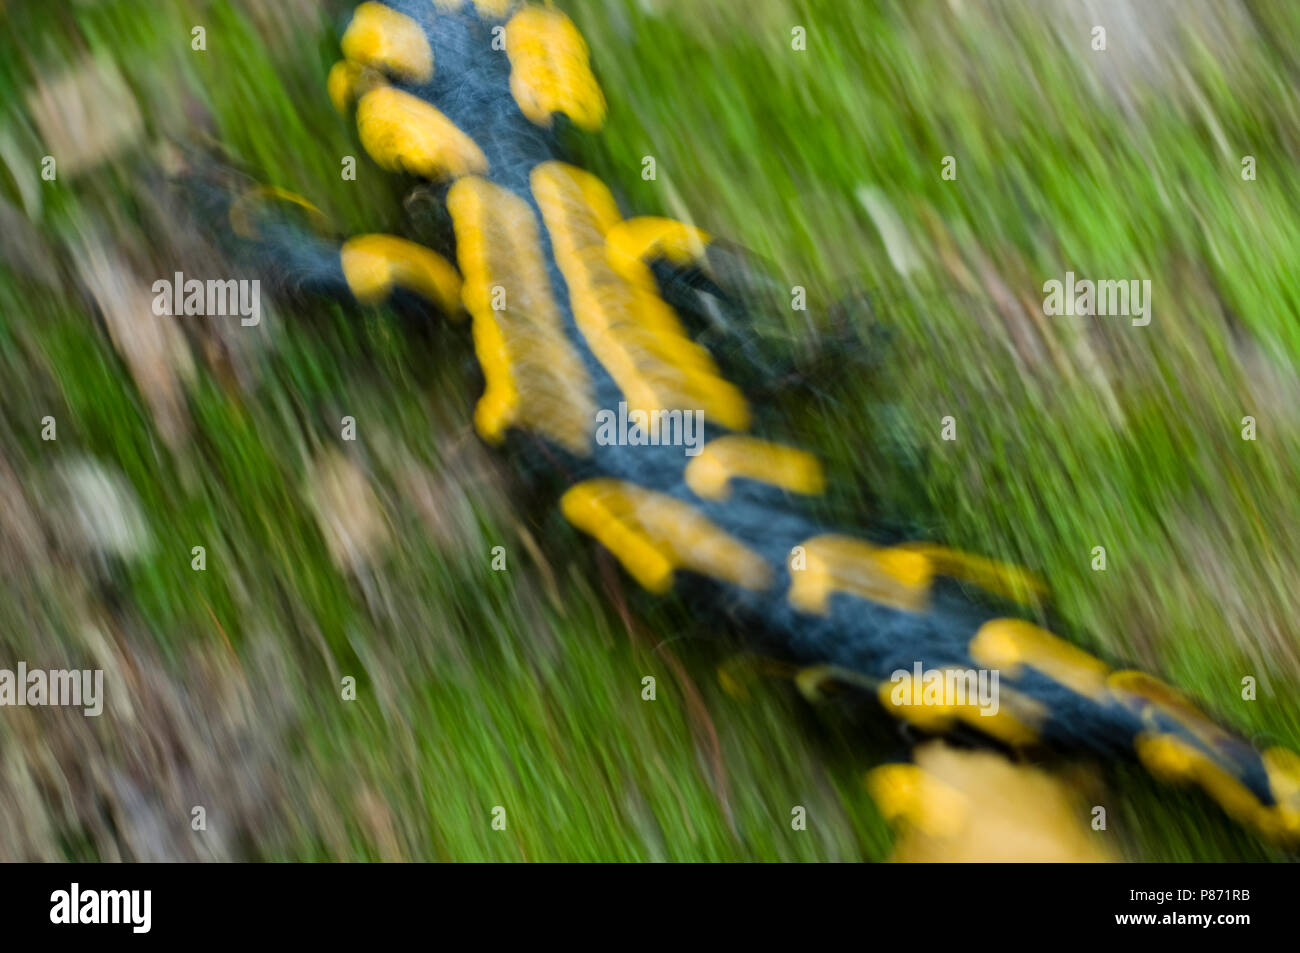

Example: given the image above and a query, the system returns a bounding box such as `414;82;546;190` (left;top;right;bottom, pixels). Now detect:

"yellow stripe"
1261;748;1300;842
341;2;434;84
505;6;606;132
472;0;514;17
788;534;932;615
790;537;1042;614
606;217;711;284
868;746;1114;862
328;60;364;114
434;0;515;15
532;161;750;432
867;763;969;838
1107;670;1238;750
969;618;1109;700
1111;671;1300;842
896;544;1044;606
876;668;1043;746
1134;733;1269;831
356;86;487;181
447;176;595;456
340;234;462;314
561;479;771;593
685;436;824;501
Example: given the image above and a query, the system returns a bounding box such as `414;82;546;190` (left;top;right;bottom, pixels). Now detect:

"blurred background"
1;0;1298;861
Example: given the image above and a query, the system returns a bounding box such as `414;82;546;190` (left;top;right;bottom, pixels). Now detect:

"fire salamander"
215;0;1300;850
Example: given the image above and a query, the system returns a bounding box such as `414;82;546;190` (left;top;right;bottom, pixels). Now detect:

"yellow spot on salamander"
869;743;1114;862
1264;747;1300;805
787;534;932;615
433;0;515;15
447;176;595;456
1134;733;1268;832
328;59;386;114
471;0;515;17
561;479;772;594
894;544;1045;606
328;60;359;114
1116;673;1300;843
1108;670;1238;752
606;217;711;284
868;762;970;839
340;234;463;314
532;162;750;432
341;2;434;84
685;436;824;501
505;6;606;132
792;664;876;703
970;618;1109;700
1261;748;1300;842
356;86;488;181
876;666;1043;747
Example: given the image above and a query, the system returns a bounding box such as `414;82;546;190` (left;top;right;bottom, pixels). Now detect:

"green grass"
0;0;1297;861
